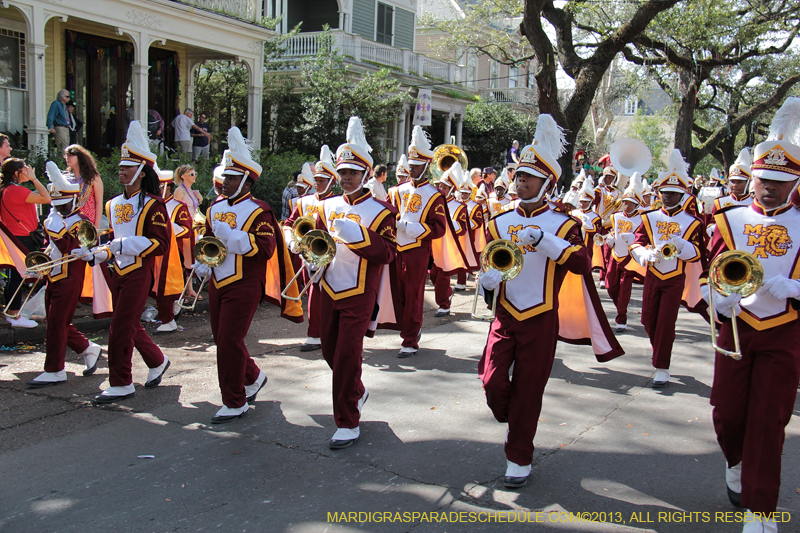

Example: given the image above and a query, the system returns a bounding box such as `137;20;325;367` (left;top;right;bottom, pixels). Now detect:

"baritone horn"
281;230;337;301
25;220;112;274
178;237;227;311
471;239;524;321
708;250;763;360
3;251;52;318
431;139;468;182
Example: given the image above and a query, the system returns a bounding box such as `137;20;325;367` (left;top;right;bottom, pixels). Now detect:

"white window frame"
624;97;638;115
508;66;517;88
489;60;498;89
375;2;395;46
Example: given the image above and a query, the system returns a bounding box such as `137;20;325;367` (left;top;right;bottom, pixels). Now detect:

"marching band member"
154;169;193;333
478;114;622;489
455;177;483;291
713;148;754;214
594;167;621;287
562;169;586;210
571;177;601;249
90;122;171;403
487;169;512;218
388;155;410;208
199;127;302;423
629;149;704;388
394;126;447;357
291;163;315;214
283;146;337;352
703;98;800;533
26;162;102;388
316;116;396;448
605;172;645;333
429;162;469;317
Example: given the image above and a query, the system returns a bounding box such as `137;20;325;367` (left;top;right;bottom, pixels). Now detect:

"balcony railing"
173;0;260;22
480;87;537;105
284;30;468;86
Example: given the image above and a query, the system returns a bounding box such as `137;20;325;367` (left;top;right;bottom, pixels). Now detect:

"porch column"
397;104;408;158
443;112;453;144
455;114;463;147
186;61;203;111
246;50;264;149
25;6;50;151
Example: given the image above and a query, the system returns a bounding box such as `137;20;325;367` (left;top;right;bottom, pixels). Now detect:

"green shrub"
256;150;316;215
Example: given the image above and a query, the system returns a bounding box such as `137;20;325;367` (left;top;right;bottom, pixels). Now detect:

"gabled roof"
417;0;464;20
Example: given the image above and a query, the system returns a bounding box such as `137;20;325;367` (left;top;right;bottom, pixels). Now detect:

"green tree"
627;109;670;172
461;101;536;169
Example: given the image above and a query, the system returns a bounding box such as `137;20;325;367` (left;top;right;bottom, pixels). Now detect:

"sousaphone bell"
431;138;468;183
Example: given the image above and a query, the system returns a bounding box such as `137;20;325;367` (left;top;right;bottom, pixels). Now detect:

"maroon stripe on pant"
44;278;90;372
209;278;263;409
478;304;559;466
711;318;800;514
108;267;165;386
605;259;634;326
429;264;452;310
319;289;373;429
397;246;431;348
640;273;684;369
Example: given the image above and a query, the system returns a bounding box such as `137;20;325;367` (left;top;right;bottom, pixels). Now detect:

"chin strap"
770;178;800;211
317;177;334;197
519;180;552;204
124;163;145;186
228;171;250;199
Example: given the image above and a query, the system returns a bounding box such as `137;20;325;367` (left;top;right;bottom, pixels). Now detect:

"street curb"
0;299;210;346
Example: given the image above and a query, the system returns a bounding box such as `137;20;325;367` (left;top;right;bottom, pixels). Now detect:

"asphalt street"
0;276;798;533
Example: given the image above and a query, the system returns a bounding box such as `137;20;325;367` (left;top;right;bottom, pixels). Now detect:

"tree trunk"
674;69;700;174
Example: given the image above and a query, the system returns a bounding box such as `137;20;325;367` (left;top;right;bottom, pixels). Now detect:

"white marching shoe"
652;368;670;388
329;427;360;450
212;403;249;424
726;462;743;507
145;356;171;388
301;337;321;352
245;370;268;404
156;319;178;333
94;383;136;404
81;343;103;376
741;512;778;533
6;315;37;328
503;460;532;489
615;323;627;333
358;388;369;413
27;370;67;388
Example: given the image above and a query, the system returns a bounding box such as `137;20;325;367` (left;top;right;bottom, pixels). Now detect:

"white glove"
702;285;742;318
479;268;503;291
581;214;594;231
192;261;211;280
671;236;697;260
706;224;716;238
212;221;233;243
606;236;616;248
71;247;93;262
516;227;543;246
643;248;659;264
287;238;299;254
89;246;110;263
331;217;363;244
618;233;635;246
761;275;800;301
669;236;687;253
303;257;320;274
107;238;124;256
398;221;425;239
536;231;571;260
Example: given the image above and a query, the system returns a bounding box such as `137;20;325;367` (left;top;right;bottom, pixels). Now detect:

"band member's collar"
751;200;793;217
412;178;429;188
123;189;142;200
164;195;174;202
344;189;371;205
661;205;681;216
317;190;334;201
515;203;548;218
227;192;252;206
733;192;752;202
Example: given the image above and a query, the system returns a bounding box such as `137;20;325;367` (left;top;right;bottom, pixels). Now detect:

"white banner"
412;89;432;126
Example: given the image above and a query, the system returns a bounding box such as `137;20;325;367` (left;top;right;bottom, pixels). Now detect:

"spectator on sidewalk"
506;140;519;166
191;113;211;162
66;102;83;146
47;89;71;155
281;177;298;220
172;108;195;154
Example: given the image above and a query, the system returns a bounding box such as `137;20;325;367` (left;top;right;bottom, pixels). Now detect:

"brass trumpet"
708;250;763;360
471;239;524;321
593;233;612;247
26;220;112;274
177;237;228;311
281;230;337;301
290;215;316;246
659;242;678;261
3;252;52;318
431;141;468;183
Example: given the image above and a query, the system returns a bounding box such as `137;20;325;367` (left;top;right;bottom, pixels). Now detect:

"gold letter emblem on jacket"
213;212;238;229
745;224;792;258
115;204;134;224
656;221;681;241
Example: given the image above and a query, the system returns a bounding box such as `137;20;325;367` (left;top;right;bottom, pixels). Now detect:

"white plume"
410;125;431;151
125;120;150;151
709;168;720;181
319;145;335;167
768;97;800;143
227;126;252;156
45;161;65;187
346;117;372;153
301;162;314;182
581;174;595;196
533;114;567;158
667;148;687;173
733;147;751;168
397;154;409;169
447;162;467;188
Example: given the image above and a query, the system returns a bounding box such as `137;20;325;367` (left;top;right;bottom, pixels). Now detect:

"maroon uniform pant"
605;259;634;326
478;304;559;466
711;319;800;514
156;294;178;323
398;246;430;348
302;268;321;338
44;278;90;372
209;278;263;409
319;289;373;429
456;271;467;286
108;268;165;386
428;264;452;310
641;273;684;369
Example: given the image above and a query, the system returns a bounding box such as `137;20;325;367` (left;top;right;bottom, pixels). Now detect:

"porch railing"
479;87;537;105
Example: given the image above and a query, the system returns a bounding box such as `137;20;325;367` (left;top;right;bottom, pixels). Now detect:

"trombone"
3;251;52;318
471;239;524;321
177;237;227;311
280;229;336;301
25;220;112;274
290;215;316;246
708;250;763;360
